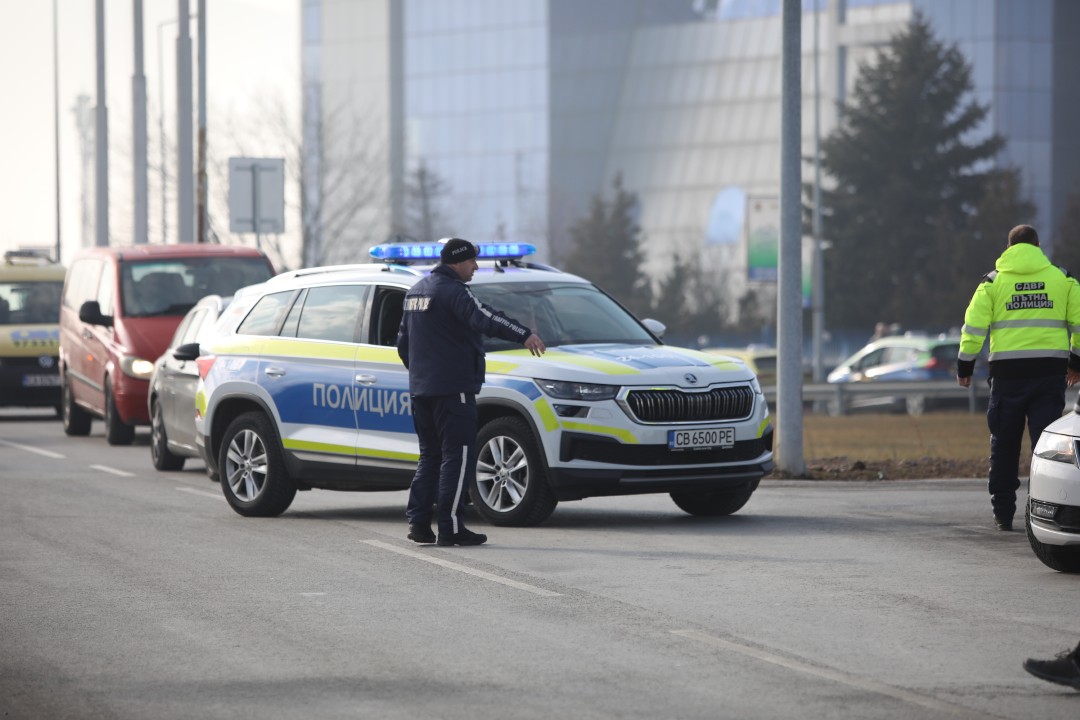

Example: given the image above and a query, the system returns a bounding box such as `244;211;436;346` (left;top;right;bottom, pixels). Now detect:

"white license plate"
669;427;734;450
23;374;60;387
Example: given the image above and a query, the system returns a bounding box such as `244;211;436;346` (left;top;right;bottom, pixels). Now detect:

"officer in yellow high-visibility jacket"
957;225;1080;530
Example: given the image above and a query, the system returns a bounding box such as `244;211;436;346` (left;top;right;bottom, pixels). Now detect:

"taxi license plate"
23;374;60;387
669;427;734;450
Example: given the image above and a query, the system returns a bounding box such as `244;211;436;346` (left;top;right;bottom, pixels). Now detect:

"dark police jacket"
396;264;531;396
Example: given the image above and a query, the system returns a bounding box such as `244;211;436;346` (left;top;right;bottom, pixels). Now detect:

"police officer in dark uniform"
957;225;1080;530
397;238;546;546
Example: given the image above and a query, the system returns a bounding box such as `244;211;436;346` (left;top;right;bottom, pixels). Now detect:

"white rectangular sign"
228;157;285;234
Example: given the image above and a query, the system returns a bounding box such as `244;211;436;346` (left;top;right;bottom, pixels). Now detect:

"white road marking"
363;539;562;597
300;592;327;597
0;438;64;459
90;464;135;477
175;486;226;501
672;630;1001;720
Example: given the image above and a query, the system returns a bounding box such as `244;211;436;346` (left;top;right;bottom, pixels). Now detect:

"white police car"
193;242;774;526
1027;395;1080;572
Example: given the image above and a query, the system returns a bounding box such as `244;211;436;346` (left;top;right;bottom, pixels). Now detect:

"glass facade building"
302;0;1079;281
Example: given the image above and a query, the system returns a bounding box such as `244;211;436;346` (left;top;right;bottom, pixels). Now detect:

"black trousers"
405;393;477;536
986;374;1066;519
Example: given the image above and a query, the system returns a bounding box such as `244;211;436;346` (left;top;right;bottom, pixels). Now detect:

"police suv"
193;242;774;526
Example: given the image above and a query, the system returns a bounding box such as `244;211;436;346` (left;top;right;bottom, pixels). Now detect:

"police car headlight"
536;379;619;401
120;356;155;380
1033;432;1078;465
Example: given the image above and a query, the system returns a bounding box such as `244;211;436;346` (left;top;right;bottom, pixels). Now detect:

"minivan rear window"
121;257;272;318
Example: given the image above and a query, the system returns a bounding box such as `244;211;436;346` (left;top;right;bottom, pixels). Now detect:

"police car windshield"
471;281;655;351
0;281;63;325
121;258;273;318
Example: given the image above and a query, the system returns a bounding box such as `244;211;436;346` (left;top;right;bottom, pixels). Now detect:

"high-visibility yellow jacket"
959;242;1080;379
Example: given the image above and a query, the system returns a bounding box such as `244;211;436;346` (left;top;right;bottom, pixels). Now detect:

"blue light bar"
369;242;537;263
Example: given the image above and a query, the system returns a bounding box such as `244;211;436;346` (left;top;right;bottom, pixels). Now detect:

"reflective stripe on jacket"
959;243;1080;378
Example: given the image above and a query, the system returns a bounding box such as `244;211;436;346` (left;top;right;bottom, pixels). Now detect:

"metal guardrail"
761;381;1080;416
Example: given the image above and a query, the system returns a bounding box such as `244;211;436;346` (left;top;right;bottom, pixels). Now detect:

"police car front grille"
624;386;754;424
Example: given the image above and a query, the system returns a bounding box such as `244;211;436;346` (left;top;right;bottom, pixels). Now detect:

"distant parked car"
1027;396;1080;572
147;291;261;474
826;334;984;415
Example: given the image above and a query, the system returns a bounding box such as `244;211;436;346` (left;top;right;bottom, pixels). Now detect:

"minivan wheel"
219;411;296;517
1026;504;1080;573
61;374;91;436
471;417;557;527
671;481;758;517
150;398;185;471
104;381;135;446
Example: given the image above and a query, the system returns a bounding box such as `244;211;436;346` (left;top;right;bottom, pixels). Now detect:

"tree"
561;174;652;318
813;13;1032;332
403;159;452;242
1053;189;1080;274
651;252;730;345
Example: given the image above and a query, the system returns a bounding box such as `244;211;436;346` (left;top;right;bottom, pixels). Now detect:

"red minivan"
59;244;275;444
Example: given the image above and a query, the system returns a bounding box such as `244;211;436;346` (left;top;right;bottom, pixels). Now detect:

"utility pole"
133;0;149;244
94;0;109;247
74;95;94;249
177;0;194;243
776;0;804;475
196;0;207;243
52;0;62;261
811;0;824;381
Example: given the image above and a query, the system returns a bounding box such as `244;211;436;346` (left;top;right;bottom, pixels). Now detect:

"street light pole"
133;0;148;244
177;0;194;243
52;0;62;261
94;0;109;247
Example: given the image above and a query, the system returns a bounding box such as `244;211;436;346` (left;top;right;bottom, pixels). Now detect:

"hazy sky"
0;0;300;265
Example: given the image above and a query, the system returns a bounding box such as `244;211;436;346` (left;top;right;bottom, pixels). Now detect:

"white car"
1028;399;1080;572
193;241;774;526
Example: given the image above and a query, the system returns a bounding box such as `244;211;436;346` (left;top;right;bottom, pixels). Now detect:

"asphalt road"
1;409;1077;719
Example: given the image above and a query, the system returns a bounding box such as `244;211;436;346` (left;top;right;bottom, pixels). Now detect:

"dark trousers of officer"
405;393;478;536
986;374;1066;520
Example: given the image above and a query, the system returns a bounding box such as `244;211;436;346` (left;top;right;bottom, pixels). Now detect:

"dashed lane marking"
175;486;226;501
0;438;65;459
363;539;563;597
90;465;135;477
672;630;1003;720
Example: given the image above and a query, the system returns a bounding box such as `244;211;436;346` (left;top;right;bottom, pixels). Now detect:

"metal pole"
133;0;148;244
196;0;207;243
94;0;109;247
158;20;168;243
811;0;824;381
52;0;62;261
777;0;804;474
177;0;194;243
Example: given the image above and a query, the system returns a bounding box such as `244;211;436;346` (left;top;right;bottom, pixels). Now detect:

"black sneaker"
1023;647;1080;690
437;529;487;547
994;515;1013;531
407;523;436;544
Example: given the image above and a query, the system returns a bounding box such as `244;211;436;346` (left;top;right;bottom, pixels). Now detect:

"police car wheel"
61;373;91;436
150;398;185;471
219;411;296;517
1026;504;1080;573
104;380;136;446
670;484;755;517
472;417;557;527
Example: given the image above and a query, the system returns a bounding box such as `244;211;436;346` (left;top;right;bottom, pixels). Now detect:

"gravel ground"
770;456;999;481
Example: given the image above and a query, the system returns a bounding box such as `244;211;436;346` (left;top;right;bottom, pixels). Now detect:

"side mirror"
78;300;113;327
173;342;201;362
642;318;666;339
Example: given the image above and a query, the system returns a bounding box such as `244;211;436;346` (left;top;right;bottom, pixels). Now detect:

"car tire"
670;481;757;517
218;411;296;517
1026;504;1080;573
61;373;92;437
471;416;557;527
150;398;185;471
104;380;135;446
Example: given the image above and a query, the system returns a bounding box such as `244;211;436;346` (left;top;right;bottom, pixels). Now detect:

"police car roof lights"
368;242;537;263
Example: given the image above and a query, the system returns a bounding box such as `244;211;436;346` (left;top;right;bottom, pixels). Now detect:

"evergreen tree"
1053;189;1080;274
814;13;1031;332
562;174;653;318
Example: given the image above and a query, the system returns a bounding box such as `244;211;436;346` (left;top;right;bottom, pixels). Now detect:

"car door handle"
355;374;377;385
264;367;286;378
